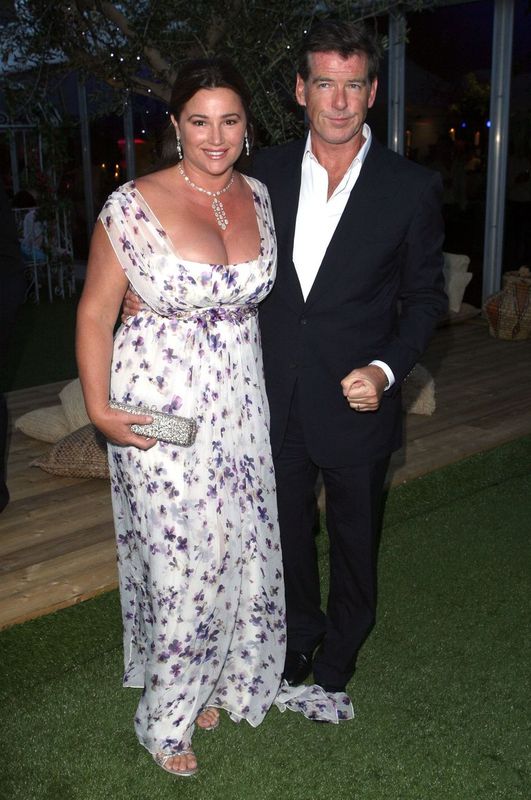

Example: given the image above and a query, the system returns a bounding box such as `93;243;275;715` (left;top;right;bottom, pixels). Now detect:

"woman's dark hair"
160;57;254;166
297;20;382;85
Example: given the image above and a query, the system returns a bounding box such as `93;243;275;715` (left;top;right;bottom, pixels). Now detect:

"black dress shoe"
282;650;314;686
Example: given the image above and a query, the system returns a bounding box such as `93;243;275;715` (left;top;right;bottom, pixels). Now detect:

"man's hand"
121;287;144;322
341;365;388;412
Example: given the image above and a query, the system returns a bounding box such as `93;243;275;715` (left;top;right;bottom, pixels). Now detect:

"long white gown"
100;176;286;755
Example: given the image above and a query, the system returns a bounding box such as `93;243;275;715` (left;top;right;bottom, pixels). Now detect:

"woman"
12;189;47;264
76;58;285;776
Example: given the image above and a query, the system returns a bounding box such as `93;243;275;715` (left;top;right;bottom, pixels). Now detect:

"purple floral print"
100;177;285;756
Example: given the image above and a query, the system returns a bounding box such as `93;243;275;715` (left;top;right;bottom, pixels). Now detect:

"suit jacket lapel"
304;138;391;309
270;141;305;309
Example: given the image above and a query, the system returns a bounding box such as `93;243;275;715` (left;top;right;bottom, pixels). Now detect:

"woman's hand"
122;287;144;322
92;405;157;450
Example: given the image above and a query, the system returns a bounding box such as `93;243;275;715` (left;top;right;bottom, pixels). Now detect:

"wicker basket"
483;267;531;340
502;265;531;290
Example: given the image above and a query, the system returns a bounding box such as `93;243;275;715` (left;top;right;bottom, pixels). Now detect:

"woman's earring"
176;132;183;160
244;132;250;157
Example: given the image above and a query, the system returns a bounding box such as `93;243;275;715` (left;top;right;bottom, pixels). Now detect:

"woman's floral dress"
100;176;286;756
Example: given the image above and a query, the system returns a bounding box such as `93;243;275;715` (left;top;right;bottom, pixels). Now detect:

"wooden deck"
1;316;531;630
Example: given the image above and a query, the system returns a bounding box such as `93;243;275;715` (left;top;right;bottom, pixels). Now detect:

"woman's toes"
168;752;197;773
196;707;219;729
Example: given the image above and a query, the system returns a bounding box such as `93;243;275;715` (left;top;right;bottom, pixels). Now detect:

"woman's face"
172;87;247;181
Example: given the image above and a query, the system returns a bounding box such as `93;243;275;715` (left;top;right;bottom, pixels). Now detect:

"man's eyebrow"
311;75;368;84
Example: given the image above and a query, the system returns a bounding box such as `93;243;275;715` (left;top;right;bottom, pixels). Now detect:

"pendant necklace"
178;164;234;230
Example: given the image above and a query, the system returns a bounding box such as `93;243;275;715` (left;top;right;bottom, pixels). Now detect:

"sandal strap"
154;748;194;766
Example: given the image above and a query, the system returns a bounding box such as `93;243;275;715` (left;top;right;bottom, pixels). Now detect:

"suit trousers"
274;384;390;689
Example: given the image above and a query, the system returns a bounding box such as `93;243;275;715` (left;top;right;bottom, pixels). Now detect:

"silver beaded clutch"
109;401;198;446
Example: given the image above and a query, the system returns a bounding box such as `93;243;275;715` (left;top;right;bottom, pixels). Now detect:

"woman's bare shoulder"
135;166;178;193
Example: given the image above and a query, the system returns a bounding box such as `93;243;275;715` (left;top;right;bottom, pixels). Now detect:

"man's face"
295;51;377;149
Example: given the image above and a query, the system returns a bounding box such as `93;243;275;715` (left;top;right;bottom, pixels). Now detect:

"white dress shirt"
292;125;395;389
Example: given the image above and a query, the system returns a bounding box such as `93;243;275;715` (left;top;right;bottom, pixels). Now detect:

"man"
123;19;447;702
250;20;446;695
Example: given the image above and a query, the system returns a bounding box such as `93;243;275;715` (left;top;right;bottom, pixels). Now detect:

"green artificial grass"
1;437;530;800
0;293;80;393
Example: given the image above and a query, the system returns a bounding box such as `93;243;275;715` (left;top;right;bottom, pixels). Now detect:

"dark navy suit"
250;137;447;688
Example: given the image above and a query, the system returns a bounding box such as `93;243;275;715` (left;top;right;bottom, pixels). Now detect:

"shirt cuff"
369;360;395;391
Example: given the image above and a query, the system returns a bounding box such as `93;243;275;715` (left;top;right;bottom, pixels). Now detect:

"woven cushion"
15;405;70;443
31;424;109;479
59;378;91;432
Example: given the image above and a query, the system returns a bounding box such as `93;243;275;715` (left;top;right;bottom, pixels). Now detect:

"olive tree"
3;0;438;144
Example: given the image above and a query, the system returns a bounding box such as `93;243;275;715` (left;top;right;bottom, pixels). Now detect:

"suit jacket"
250;137;447;467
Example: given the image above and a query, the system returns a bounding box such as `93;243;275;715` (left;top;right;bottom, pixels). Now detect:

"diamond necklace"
178;164;234;230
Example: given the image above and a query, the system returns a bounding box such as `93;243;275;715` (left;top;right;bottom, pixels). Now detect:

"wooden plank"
0;482;111;543
0;565;118;629
6;434;51;455
6;469;89;500
7;476;88;502
389;420;531;486
406;393;531;442
0;539;118;602
0;514;113;565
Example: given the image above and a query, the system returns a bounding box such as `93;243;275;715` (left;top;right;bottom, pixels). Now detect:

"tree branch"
97;1;174;78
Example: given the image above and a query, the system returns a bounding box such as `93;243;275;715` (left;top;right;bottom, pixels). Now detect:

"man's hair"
297;19;382;84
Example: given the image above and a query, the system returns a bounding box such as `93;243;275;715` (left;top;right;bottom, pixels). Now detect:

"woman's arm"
76;221;156;449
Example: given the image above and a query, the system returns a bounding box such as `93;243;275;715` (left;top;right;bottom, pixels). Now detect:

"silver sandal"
152;749;198;777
